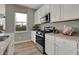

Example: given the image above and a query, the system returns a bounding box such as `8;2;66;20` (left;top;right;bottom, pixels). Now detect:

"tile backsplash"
40;20;79;33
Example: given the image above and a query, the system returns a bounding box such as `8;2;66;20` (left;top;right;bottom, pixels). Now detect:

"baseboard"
14;40;32;44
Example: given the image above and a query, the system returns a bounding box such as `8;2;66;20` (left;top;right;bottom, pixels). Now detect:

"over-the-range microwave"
40;13;50;23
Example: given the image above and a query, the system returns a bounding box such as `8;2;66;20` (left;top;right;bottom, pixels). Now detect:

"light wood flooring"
14;41;43;55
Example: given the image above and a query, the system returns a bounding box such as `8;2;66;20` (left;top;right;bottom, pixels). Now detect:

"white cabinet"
50;4;79;22
40;4;50;17
45;34;78;55
34;9;41;24
45;34;55;55
35;4;79;23
55;37;77;55
39;5;44;18
61;4;79;21
50;4;61;22
55;45;77;55
34;5;50;24
44;5;50;15
31;31;36;43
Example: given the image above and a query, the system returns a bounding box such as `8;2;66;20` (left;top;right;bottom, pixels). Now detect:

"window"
0;14;5;32
15;12;27;32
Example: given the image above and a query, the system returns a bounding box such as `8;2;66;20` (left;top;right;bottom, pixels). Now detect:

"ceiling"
18;4;43;9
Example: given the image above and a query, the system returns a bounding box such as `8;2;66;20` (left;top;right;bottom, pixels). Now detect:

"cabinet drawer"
56;37;77;49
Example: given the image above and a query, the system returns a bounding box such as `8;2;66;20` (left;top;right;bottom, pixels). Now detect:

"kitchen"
32;4;79;55
0;4;79;55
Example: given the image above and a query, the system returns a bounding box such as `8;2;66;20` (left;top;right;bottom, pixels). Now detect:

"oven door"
36;35;44;47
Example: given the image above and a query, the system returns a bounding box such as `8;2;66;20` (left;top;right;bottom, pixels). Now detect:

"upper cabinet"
61;4;79;21
50;4;79;22
34;4;50;24
40;4;49;17
50;4;61;22
34;9;41;24
35;4;79;24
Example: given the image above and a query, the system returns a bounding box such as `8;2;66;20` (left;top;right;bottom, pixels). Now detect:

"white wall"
15;8;35;42
5;4;35;42
5;4;15;33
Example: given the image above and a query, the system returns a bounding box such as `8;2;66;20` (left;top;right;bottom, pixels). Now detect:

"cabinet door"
34;10;41;24
39;5;45;18
40;5;49;18
35;5;50;24
34;11;38;24
56;45;77;55
51;36;55;55
31;31;36;43
50;4;61;22
45;35;52;55
45;35;54;55
43;5;50;15
31;31;34;41
55;37;77;55
61;4;79;20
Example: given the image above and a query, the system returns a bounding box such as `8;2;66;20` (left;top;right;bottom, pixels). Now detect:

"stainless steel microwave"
40;13;50;23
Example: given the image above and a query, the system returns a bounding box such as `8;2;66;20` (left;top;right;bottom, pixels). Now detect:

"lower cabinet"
55;45;77;55
55;37;77;55
45;34;55;55
45;34;78;55
31;31;36;43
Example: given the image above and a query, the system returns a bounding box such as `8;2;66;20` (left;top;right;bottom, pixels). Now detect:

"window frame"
15;12;28;33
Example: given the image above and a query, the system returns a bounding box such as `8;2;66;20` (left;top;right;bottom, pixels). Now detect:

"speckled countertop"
45;33;79;42
0;33;13;55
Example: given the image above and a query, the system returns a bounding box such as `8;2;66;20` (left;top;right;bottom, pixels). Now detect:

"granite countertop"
0;33;12;55
45;32;79;42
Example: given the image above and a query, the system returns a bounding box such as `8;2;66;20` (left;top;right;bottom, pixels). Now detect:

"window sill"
15;31;27;33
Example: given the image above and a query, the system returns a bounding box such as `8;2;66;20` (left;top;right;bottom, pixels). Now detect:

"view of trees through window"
15;12;27;31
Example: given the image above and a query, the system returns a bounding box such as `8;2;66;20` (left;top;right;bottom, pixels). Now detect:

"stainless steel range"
36;26;57;54
36;27;55;53
36;30;45;54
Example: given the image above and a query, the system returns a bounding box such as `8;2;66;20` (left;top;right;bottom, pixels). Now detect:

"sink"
0;35;9;41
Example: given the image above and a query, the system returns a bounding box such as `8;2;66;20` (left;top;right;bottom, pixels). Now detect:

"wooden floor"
14;41;43;55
